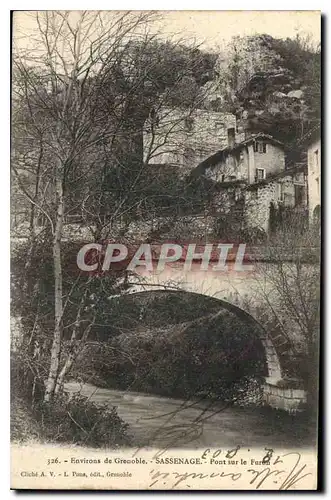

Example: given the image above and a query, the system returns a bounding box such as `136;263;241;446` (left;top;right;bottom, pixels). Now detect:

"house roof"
191;133;284;177
232;133;284;149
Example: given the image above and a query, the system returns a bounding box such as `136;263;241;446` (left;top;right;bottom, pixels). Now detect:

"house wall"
247;144;255;183
205;154;241;182
205;140;286;186
240;147;249;179
245;182;279;231
244;173;307;232
253;142;285;178
307;138;321;219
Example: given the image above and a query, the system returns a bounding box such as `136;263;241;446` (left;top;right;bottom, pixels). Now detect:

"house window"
314;149;319;168
255;168;266;181
254;141;267;153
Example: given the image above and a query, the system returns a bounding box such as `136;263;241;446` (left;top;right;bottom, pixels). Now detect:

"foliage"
11;14;320;423
11;12;221;402
11;351;130;447
11;394;41;443
11;237;131;403
269;202;309;235
11;238;129;337
72;292;267;402
215;33;320;149
34;392;131;447
255;220;320;413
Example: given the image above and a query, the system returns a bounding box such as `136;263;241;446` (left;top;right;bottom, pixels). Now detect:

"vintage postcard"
11;10;321;490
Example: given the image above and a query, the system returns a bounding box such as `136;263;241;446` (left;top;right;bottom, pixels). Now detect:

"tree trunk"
54;353;75;396
44;171;64;402
54;292;86;395
54;320;94;395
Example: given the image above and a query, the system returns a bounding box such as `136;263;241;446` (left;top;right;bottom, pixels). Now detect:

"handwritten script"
148;451;312;490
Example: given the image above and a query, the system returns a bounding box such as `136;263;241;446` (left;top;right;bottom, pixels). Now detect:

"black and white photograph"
10;9;321;490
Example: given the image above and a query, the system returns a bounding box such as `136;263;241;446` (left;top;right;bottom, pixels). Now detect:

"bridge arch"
127;270;307;412
127;287;282;384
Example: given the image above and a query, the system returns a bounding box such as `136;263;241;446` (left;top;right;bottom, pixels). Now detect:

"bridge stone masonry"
129;259;307;414
12;235;311;413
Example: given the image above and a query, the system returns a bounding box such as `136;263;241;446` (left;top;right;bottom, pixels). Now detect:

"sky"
13;10;321;53
156;11;321;49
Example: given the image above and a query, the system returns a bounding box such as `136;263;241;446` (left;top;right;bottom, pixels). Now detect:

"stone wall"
263;380;306;413
244;172;307;233
235;377;307;413
244;181;278;232
144;108;236;169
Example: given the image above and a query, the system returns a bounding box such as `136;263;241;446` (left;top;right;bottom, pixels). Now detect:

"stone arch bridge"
128;262;306;413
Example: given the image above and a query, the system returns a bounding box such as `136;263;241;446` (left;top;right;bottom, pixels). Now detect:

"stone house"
143;107;236;173
192;132;308;233
244;165;308;232
194;133;285;184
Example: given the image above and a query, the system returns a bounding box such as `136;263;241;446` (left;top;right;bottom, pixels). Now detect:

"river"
65;382;315;450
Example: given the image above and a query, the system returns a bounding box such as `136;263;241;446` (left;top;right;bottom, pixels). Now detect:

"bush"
11;395;41;442
34;392;131;448
11;352;131;448
73;295;267;403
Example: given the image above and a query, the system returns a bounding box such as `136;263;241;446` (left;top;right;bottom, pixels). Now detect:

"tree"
244;216;320;414
11;11;217;403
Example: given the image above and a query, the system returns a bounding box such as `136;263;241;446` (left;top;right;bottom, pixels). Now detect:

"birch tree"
12;11;216;403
